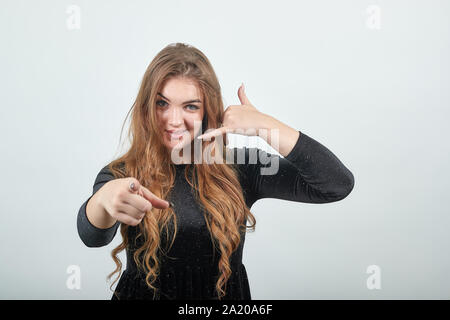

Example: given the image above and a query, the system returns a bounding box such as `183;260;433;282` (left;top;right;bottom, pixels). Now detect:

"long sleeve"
234;131;355;206
77;165;121;248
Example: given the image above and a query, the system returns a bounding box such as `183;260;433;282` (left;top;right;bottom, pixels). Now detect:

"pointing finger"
140;185;170;209
197;127;231;140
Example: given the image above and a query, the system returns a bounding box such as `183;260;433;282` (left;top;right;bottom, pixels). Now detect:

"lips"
166;130;188;139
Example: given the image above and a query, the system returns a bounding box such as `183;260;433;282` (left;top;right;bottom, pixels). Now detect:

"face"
155;77;205;152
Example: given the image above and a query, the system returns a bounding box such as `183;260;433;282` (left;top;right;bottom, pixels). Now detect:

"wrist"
88;186;117;228
257;113;278;135
257;113;299;157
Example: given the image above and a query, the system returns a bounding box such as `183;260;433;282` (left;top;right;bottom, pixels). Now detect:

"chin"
165;136;192;150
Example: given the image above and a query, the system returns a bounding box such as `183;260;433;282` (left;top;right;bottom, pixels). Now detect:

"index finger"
197;127;231;140
140;186;170;209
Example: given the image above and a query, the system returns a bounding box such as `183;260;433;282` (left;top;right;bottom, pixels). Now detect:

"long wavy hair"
106;43;256;300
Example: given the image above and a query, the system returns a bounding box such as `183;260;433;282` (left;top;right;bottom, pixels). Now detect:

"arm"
235;130;355;206
77;165;121;248
198;84;354;205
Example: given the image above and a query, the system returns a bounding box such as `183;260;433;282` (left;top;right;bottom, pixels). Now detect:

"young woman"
77;42;355;300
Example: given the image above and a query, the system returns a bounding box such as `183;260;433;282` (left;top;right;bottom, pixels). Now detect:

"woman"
77;42;355;300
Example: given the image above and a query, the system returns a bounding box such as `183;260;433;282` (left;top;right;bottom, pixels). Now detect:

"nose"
167;106;183;126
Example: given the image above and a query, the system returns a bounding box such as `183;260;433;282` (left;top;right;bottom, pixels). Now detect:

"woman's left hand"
197;83;269;140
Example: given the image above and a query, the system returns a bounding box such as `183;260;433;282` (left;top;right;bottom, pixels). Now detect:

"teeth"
167;130;187;138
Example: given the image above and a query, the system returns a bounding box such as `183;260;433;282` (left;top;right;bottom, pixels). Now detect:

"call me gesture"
169;83;300;174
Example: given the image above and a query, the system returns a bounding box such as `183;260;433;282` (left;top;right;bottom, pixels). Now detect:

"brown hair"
106;42;256;299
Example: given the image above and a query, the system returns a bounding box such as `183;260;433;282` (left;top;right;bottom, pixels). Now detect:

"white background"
0;0;449;299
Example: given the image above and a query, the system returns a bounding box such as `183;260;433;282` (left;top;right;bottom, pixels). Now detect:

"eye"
156;100;168;108
156;100;200;111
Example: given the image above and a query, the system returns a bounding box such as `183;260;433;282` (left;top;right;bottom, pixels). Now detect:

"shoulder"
95;161;125;183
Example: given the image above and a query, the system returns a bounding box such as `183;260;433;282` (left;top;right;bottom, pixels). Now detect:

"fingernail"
169;201;174;208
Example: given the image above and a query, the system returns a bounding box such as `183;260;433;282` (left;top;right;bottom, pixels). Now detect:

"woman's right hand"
98;177;170;226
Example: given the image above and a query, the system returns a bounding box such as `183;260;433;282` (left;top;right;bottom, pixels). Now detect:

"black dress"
77;131;354;300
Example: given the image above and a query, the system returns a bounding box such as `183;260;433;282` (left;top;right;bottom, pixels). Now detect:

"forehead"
159;77;203;103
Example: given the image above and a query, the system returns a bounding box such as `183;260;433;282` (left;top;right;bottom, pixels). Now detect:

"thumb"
238;83;251;106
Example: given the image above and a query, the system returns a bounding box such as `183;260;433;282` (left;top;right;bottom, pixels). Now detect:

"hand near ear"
197;83;269;140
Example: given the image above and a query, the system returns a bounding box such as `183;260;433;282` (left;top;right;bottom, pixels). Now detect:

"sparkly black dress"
77;131;354;300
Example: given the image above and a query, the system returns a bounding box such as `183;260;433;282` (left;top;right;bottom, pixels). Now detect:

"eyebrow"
157;92;202;104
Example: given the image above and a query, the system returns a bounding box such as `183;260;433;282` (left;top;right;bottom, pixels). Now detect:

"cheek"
155;111;165;125
186;114;204;129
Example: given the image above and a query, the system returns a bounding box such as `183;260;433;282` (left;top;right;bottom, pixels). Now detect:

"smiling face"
155;77;205;153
